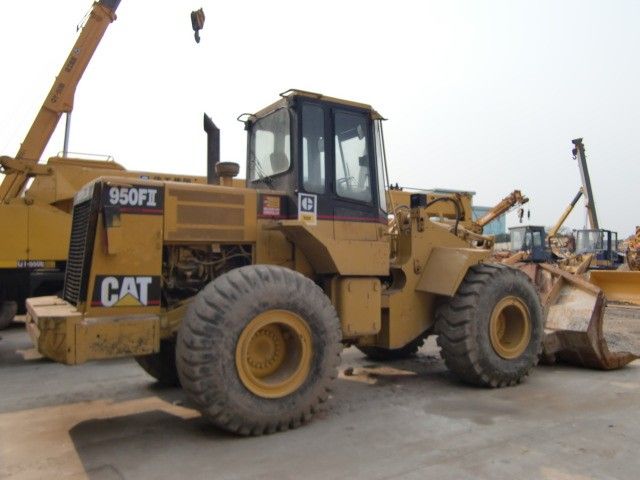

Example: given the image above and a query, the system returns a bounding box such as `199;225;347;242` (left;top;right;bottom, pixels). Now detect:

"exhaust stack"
204;113;220;185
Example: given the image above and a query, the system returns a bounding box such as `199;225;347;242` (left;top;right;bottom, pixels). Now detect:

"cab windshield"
576;230;603;253
248;108;291;182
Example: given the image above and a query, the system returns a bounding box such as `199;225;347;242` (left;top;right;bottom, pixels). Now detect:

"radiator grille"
63;187;99;306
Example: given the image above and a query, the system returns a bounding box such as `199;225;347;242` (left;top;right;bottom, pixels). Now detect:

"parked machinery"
507;225;550;263
574;229;623;270
0;0;206;329
570;139;622;269
503;139;624;270
25;90;640;435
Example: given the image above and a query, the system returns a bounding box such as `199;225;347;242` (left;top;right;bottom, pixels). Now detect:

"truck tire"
357;333;428;361
436;263;542;387
134;339;180;386
177;265;342;436
0;301;17;330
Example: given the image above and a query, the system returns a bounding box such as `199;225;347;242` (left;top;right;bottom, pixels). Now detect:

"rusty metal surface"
628;227;640;271
520;263;640;370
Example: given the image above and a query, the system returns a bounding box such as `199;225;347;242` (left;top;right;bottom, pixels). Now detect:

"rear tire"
436;263;542;387
177;265;342;435
0;301;17;330
357;333;428;361
134;339;180;386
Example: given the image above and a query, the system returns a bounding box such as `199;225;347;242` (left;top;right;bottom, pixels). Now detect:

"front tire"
436;263;543;387
176;265;342;435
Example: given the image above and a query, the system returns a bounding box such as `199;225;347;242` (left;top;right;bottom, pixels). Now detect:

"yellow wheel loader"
0;0;208;329
25;90;640;435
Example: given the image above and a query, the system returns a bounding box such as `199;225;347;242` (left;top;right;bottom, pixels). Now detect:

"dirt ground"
2;325;640;480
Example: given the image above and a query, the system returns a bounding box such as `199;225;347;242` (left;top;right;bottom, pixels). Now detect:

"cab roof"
248;89;384;122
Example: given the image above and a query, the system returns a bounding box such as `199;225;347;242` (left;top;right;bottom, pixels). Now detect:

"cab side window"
532;231;542;248
302;104;326;194
334;110;372;203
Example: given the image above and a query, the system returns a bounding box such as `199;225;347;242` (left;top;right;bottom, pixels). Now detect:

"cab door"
299;102;384;239
297;101;389;275
329;107;384;241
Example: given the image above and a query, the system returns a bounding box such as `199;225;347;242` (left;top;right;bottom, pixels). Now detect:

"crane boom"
547;189;583;238
0;0;121;203
571;138;599;230
475;189;529;229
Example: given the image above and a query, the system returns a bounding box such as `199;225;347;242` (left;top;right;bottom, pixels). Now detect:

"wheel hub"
246;324;286;376
489;296;532;359
236;310;312;398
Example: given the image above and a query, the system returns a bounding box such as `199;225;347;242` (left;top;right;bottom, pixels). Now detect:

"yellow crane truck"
0;0;205;328
25;90;640;436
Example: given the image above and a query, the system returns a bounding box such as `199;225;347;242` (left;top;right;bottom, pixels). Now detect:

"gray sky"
1;1;638;236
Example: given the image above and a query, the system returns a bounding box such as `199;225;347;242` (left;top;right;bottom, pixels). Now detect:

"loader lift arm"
0;0;121;203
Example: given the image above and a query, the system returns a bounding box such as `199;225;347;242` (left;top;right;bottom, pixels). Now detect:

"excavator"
0;0;208;329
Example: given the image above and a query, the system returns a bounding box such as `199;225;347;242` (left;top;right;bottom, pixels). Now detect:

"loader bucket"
519;263;640;370
588;270;640;305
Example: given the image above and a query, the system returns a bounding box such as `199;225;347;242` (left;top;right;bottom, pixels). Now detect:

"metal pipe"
63;112;72;158
572;138;599;230
204;113;220;185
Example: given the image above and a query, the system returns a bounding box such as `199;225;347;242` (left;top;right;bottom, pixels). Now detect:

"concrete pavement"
1;325;639;480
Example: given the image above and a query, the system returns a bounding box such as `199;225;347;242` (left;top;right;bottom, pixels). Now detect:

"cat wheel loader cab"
26;90;636;436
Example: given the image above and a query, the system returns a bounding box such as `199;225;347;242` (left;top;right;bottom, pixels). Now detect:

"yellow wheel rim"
236;310;313;398
489;296;531;359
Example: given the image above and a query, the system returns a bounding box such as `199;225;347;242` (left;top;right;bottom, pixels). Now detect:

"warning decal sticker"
298;193;317;226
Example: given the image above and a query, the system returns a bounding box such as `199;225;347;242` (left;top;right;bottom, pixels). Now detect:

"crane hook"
191;8;205;44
